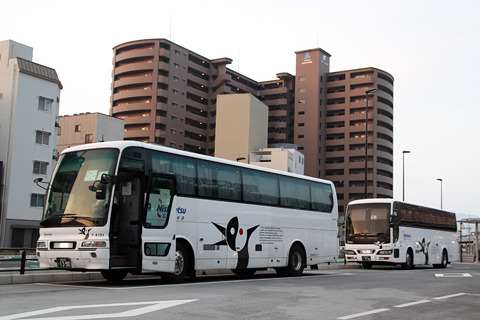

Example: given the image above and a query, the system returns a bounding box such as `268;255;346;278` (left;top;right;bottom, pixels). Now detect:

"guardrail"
0;248;38;275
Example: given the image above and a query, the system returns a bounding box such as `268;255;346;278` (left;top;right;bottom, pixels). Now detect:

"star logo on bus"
209;217;259;269
79;227;92;240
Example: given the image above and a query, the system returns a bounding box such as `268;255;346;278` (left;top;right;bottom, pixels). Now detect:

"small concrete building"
214;94;268;162
250;145;304;175
57;113;125;154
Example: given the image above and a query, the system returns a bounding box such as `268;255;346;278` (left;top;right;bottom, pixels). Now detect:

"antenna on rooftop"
169;15;172;40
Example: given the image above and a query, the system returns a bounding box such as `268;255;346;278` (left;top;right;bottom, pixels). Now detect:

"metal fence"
0;248;38;275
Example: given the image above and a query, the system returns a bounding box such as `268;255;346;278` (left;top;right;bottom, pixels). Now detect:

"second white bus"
345;199;458;269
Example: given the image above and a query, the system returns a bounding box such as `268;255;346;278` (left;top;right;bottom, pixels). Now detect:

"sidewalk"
0;261;360;286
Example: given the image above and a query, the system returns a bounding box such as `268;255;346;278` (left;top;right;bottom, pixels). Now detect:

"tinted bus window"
310;182;334;213
150;151;197;195
279;176;310;209
197;160;241;201
242;169;279;205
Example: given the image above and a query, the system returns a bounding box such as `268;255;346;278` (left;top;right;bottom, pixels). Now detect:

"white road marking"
394;300;431;308
434;293;467;300
0;300;197;320
435;273;472;277
336;308;389;319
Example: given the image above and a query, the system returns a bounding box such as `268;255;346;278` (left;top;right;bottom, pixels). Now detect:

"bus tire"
280;244;305;277
101;269;128;282
161;242;189;284
231;268;256;276
362;262;372;269
402;249;413;270
434;250;448;268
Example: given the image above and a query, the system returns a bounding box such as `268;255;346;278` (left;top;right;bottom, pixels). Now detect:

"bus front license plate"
56;258;71;268
362;256;371;262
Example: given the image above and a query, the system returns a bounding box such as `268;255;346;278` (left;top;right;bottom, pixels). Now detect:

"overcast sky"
2;0;479;220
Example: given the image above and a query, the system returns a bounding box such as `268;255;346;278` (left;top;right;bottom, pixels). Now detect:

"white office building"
0;40;62;247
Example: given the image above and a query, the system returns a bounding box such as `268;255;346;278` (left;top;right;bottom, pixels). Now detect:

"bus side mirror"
95;183;107;200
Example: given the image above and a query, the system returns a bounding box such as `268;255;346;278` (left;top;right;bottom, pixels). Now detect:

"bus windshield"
346;203;391;244
40;148;119;228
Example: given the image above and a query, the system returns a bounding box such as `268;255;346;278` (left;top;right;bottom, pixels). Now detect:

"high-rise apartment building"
110;39;394;215
0;40;62;247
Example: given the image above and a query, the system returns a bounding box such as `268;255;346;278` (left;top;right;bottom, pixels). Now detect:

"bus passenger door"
142;175;177;273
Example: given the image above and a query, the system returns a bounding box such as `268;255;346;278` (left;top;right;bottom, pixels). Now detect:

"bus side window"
146;177;174;228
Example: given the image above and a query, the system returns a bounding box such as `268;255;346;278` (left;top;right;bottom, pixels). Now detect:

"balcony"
261;86;288;96
114;75;154;88
116;48;154;62
115;62;154;75
112;102;152;114
124;115;152;126
158;75;169;85
155;116;167;125
269;109;288;118
262;98;287;106
350;76;374;85
123;129;150;139
113;88;153;101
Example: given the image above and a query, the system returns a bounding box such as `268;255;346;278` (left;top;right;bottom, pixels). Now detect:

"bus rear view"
345;199;458;269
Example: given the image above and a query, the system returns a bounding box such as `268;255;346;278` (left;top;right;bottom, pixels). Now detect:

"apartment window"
175;50;180;56
30;194;44;208
299;76;306;81
170;142;176;147
298;147;304;150
173;76;179;82
172;102;178;108
85;134;93;143
75;124;81;132
298;111;305;115
33;161;48;175
298;88;306;93
298;123;305;127
319;135;322;141
174;63;179;69
171;116;177;121
298;99;305;104
38;97;53;112
320;76;323;82
298;135;304;138
171;129;176;134
173;89;178;95
35;131;50;146
57;126;61;136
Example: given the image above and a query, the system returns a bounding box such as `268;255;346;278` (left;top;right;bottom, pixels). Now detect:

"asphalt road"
0;263;479;320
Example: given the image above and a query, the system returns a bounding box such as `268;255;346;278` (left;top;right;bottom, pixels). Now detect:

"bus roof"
347;198;455;214
60;141;335;187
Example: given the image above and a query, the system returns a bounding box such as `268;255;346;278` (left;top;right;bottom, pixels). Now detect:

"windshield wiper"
40;213;75;226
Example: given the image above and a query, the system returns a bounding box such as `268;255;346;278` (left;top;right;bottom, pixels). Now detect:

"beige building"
214;94;268;162
57;113;124;154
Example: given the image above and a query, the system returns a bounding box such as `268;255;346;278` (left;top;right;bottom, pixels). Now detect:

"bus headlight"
345;250;356;255
37;241;46;248
81;241;106;248
377;250;392;255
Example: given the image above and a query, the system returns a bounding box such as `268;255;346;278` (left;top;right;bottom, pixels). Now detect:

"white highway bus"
345;199;458;269
36;141;339;283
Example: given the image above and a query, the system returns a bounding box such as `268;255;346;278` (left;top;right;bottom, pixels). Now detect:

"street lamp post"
364;88;379;199
402;151;410;201
437;178;443;209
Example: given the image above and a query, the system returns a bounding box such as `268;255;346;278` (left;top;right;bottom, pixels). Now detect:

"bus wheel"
402;249;413;270
285;244;305;277
362;262;372;269
231;269;256;276
101;269;128;282
162;242;189;284
434;250;448;268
